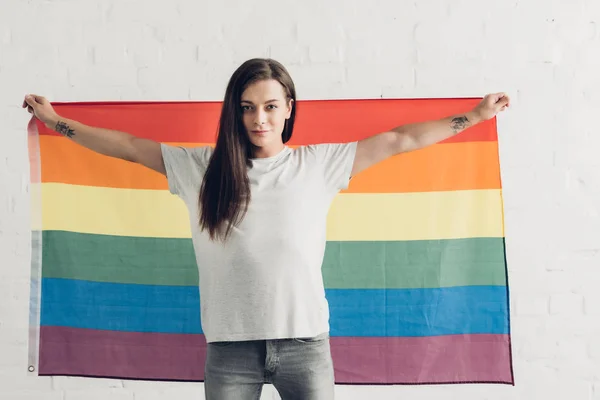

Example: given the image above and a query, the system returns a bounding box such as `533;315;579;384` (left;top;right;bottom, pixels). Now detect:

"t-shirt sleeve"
312;141;358;192
160;143;213;197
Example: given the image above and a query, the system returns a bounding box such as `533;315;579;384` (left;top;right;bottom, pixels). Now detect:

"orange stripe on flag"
351;141;501;193
40;136;500;193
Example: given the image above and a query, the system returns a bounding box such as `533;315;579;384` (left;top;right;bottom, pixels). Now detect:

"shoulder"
294;142;356;153
160;144;214;196
293;142;358;191
294;142;357;161
161;143;214;166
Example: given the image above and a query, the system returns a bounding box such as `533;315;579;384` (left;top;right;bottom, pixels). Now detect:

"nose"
254;109;267;126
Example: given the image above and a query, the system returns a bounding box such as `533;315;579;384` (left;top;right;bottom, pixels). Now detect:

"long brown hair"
199;58;297;242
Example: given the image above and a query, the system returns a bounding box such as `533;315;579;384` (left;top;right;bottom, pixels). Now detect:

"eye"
266;104;277;110
241;105;252;112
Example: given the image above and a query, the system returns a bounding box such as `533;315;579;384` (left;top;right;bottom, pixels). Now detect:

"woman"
23;58;509;400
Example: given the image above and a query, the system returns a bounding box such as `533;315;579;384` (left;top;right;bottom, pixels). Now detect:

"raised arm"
23;94;166;175
350;93;510;177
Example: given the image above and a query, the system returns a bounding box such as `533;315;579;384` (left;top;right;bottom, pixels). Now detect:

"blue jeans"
204;331;334;400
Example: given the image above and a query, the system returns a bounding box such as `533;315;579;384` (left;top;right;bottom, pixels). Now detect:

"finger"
496;95;509;107
24;94;36;106
26;94;45;106
490;92;502;102
30;94;42;104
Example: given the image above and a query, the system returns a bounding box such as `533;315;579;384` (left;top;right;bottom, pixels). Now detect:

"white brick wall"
1;0;598;398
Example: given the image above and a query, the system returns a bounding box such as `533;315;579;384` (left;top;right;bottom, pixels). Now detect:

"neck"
252;142;285;159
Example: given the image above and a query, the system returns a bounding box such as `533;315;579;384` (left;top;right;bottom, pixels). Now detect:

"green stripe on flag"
43;231;506;288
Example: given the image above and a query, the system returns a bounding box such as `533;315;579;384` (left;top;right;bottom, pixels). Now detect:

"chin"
248;136;269;148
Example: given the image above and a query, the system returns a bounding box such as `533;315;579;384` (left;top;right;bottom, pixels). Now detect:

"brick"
546;271;579;293
126;43;161;69
549;293;584;315
548;357;600;381
286;64;345;97
594;382;600;400
516;366;591;400
270;44;308;66
0;45;58;75
347;63;414;93
297;20;344;44
589;340;600;360
0;365;52;390
103;3;179;25
308;45;342;64
159;44;197;66
510;316;546;339
132;387;208;400
414;63;487;98
0;343;28;367
0;324;28;347
8;3;90;47
53;376;123;390
546;315;600;337
518;336;558;360
551;216;600;251
64;389;133;400
67;64;138;89
557;338;588;359
131;392;164;400
122;380;188;391
585;294;600;315
136;67;195;100
551;380;592;400
414;19;486;64
515;294;549;316
0;391;64;400
343;41;381;65
1;24;10;45
92;44;130;68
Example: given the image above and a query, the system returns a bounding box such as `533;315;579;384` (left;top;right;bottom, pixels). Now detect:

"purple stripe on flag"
39;326;207;381
39;327;513;384
330;334;513;384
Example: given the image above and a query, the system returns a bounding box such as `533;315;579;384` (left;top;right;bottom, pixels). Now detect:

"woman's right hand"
22;94;59;127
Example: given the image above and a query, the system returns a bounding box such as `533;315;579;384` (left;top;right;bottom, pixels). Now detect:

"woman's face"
240;79;293;156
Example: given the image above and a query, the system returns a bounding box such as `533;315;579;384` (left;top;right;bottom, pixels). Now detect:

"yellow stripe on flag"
42;183;504;240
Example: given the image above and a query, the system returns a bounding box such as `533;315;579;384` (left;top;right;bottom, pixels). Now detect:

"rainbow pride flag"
27;98;514;385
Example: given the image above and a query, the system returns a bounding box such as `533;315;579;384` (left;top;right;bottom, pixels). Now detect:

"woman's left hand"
473;92;510;121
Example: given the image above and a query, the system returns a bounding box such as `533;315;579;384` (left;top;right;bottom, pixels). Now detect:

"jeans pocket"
209;341;236;348
292;332;329;344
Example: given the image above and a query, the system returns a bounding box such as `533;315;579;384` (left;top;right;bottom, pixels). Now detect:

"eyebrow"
240;99;280;104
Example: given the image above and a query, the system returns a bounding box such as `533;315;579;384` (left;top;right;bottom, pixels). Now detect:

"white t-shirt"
160;141;358;343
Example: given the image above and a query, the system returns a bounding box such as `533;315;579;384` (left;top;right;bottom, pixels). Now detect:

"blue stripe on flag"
41;278;508;336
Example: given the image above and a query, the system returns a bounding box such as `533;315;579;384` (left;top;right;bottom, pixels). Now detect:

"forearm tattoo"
55;121;75;138
450;116;470;133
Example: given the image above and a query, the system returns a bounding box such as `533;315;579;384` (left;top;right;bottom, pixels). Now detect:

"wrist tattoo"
450;116;470;133
55;121;75;138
